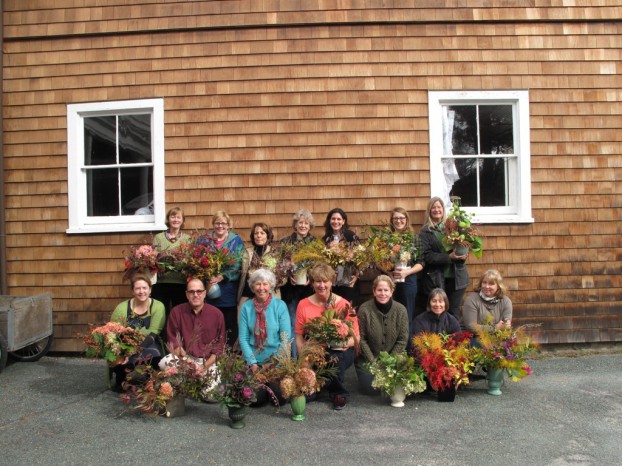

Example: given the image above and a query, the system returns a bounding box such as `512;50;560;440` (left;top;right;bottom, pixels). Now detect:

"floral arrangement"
248;246;290;288
442;202;483;258
291;239;371;274
368;351;427;397
412;332;475;391
82;321;143;364
302;304;356;349
258;336;335;399
181;241;237;282
121;354;214;415
122;243;163;281
156;241;192;275
210;347;265;408
473;320;540;381
365;225;418;271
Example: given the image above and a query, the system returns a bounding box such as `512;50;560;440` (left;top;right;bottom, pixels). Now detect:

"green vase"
227;405;248;429
486;367;504;396
290;395;306;421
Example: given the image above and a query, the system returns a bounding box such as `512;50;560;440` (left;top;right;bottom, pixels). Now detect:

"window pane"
450;158;478;206
480;158;507;206
119;114;152;164
84;116;116;166
479;105;514;154
121;166;153;215
86;168;119;216
444;105;477;155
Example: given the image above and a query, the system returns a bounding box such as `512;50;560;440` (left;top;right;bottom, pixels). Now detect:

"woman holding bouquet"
152;206;192;315
461;269;512;334
322;207;360;305
110;273;165;392
239;268;291;405
413;288;461;336
280;208;317;352
196;211;245;345
355;275;409;395
295;262;360;410
419;197;469;320
387;207;426;346
237;223;282;312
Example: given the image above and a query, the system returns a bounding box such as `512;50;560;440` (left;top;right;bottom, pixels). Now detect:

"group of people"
110;200;513;411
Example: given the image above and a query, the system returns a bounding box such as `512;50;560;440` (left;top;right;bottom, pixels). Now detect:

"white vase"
149;272;158;285
294;269;308;286
206;283;221;300
390;385;406;407
394;261;407;283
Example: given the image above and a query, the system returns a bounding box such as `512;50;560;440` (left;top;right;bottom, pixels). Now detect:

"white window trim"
428;90;534;224
66;99;166;234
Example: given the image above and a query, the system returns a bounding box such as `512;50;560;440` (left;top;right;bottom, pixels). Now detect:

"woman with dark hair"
152;206;192;314
110;273;165;391
413;288;461;336
418;197;469;320
237;222;281;312
322;207;360;304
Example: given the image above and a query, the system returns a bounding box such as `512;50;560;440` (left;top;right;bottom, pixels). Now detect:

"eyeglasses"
186;289;206;295
214;222;228;227
392;217;407;221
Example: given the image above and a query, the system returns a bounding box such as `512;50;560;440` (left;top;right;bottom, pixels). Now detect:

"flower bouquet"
121;355;213;416
83;321;143;364
302;304;356;350
412;332;475;393
368;351;426;403
291;239;372;281
473;320;540;382
156;240;192;275
122;243;163;281
365;225;418;276
442;202;483;258
181;241;237;282
209;347;263;408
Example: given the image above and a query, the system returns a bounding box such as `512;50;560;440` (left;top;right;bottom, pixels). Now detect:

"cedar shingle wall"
2;1;621;351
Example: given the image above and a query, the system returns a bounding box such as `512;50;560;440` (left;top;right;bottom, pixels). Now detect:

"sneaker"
333;394;347;410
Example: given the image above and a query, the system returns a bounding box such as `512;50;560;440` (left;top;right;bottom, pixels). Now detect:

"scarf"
479;291;500;305
165;230;183;243
253;294;272;348
374;298;393;315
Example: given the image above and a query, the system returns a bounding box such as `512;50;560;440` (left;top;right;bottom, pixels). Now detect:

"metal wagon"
0;293;54;373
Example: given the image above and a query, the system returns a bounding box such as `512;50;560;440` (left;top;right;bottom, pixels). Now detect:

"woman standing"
237;223;281;312
413;288;461;336
419;197;469;320
461;269;512;334
196;211;245;346
387;207;426;346
355;275;409;396
152;206;192;314
110;274;165;391
280;208;316;350
322;207;360;305
295;263;359;410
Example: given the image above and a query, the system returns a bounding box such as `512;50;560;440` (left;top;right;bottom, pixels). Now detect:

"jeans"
325;347;355;398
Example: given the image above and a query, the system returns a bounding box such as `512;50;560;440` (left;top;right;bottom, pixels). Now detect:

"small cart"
0;293;53;373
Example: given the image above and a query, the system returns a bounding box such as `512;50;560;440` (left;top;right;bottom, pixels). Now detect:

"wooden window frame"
66;98;166;234
428;90;533;224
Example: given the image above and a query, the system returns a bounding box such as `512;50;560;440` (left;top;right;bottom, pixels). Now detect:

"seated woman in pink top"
295;262;359;411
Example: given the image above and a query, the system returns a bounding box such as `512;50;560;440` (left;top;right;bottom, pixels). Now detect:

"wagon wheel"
0;333;7;372
9;334;53;362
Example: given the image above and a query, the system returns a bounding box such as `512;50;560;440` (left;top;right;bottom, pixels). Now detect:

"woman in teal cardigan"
238;268;291;405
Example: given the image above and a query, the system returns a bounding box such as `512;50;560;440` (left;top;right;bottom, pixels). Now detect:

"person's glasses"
186;289;206;295
214;222;228;227
392;217;407;222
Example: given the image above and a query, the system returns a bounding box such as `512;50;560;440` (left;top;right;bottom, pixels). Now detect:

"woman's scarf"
479;290;500;305
253;294;272;348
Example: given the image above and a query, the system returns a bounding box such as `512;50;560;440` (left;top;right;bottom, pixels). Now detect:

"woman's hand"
392;267;410;281
449;250;468;261
250;364;259;373
348;275;358;287
210;275;224;285
497;320;512;330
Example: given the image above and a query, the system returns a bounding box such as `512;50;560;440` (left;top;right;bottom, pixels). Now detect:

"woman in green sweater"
355;275;410;395
110;273;166;392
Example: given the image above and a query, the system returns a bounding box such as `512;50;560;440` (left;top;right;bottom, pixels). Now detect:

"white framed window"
428;90;533;223
66;99;166;234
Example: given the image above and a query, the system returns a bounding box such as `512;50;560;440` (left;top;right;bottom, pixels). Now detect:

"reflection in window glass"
119;114;152;164
86;168;119;216
121;167;153;215
84;116;116;166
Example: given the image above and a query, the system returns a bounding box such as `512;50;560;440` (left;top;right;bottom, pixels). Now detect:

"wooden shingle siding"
2;1;621;351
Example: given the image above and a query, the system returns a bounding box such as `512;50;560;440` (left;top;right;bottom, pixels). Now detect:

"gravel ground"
1;352;621;466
